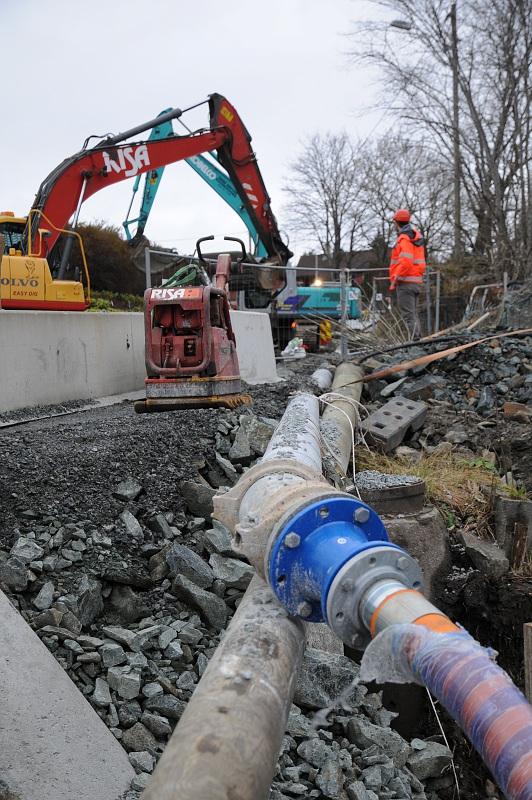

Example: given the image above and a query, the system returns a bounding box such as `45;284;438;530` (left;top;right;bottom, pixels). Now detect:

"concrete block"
355;470;426;515
383;506;451;600
361;396;427;453
229;310;278;384
0;589;134;800
0;310;146;412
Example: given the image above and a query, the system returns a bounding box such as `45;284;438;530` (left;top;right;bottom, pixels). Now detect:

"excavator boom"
30;130;226;256
29;94;291;265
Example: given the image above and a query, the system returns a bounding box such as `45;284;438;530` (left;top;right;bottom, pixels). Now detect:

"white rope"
317;392;372;498
425;688;461;799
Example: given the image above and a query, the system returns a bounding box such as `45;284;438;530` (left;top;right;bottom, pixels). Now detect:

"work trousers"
396;282;421;339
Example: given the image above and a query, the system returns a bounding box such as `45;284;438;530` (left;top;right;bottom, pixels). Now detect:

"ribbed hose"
362;626;532;799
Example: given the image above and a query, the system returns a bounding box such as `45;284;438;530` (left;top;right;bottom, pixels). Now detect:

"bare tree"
283;133;367;268
349;0;532;278
359;136;453;258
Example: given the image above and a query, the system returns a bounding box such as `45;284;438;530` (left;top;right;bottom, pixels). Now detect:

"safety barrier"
0;309;276;412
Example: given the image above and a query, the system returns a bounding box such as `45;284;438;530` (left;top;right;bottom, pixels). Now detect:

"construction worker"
389;209;426;338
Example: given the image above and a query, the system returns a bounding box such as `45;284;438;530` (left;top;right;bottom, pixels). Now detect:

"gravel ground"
0;357;499;799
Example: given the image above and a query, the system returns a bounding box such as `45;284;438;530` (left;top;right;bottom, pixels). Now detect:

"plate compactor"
134;241;252;413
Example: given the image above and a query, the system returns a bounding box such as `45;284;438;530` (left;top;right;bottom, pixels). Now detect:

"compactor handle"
196;235;215;264
224;236;247;264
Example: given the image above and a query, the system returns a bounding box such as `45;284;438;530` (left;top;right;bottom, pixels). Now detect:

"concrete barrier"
229;309;278;384
0;309;277;412
0;590;134;800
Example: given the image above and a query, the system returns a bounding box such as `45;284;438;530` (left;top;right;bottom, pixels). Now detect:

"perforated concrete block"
361;396;428;453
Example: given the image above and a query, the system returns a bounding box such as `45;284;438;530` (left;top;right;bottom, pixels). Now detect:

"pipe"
239;391;532;800
360;622;532;800
310;367;333;391
238;392;322;528
357;580;532;800
142;576;306;800
320;362;364;475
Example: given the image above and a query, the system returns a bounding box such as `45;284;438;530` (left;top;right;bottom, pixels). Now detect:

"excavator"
1;93;291;409
0;93;291;312
123;109;362;351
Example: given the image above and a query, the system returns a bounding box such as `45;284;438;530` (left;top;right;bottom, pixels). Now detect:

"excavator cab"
0;211;90;310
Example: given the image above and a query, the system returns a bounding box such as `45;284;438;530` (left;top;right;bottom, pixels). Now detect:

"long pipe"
320;362;364;476
142;576;305;800
238;392;322;527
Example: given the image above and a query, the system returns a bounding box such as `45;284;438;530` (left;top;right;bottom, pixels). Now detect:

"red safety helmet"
393;208;411;223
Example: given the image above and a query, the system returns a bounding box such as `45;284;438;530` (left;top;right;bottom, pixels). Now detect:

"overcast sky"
3;0;391;261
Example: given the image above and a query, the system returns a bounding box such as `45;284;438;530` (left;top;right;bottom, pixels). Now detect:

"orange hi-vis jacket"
389;225;426;287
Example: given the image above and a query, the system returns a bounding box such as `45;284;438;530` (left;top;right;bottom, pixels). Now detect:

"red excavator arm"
28;94;292;264
208;94;290;264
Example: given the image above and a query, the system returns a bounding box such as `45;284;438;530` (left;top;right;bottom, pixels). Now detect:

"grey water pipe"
143;394;323;800
320;362;364;476
141;576;305;800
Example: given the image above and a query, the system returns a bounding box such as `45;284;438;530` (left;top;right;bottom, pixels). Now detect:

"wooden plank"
525;622;532;703
511;522;529;570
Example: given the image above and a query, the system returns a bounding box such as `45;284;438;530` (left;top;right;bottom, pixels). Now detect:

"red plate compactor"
134;242;252;413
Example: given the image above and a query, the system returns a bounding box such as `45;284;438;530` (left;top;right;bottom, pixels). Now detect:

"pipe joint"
213;458;327;573
267;493;422;646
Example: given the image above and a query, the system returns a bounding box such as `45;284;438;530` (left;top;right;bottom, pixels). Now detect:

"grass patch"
355;447;531;575
355;448;503;517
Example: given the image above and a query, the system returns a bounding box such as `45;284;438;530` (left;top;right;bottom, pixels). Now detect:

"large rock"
347;717;411;768
316;759;345;799
120;510;144;540
228;421;253;463
294;647;362;710
0;556;28;591
179;479;216;517
247;415;276;455
143;693;187;721
10;537;44;564
407;740;453;780
121;722;158;753
172;574;228;629
209;553;254;589
107;666;142;700
460;531;509;578
113;478;143;502
202;524;235;556
77;575;103;626
32;581;55;610
166;543;214;589
148;513;174;538
297;738;334;768
384;506;451;599
141;711;172;738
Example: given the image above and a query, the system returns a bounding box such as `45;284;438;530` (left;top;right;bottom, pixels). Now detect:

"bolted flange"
267;493;395;623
